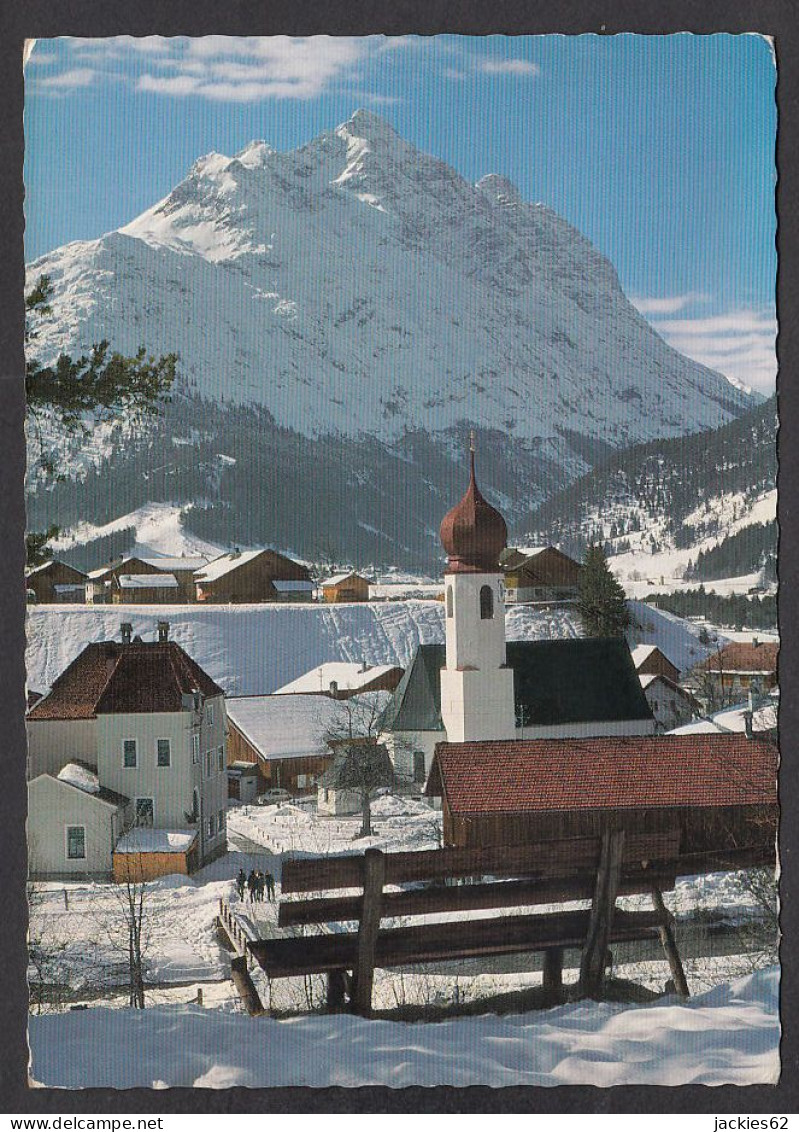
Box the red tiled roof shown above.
[428,735,776,814]
[695,641,779,674]
[28,641,224,720]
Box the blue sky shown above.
[24,34,777,393]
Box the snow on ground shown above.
[28,966,779,1088]
[227,794,442,858]
[25,601,584,696]
[626,600,729,676]
[49,501,224,561]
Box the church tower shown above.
[438,434,516,742]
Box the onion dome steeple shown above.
[439,432,507,573]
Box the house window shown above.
[218,809,225,832]
[207,701,214,726]
[135,798,154,828]
[217,746,225,773]
[480,585,494,620]
[207,813,216,838]
[192,734,200,764]
[324,789,330,803]
[157,738,171,767]
[446,586,453,618]
[66,825,85,860]
[413,751,426,784]
[123,739,138,768]
[205,751,212,778]
[296,774,307,789]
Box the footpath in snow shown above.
[28,967,779,1089]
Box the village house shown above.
[110,573,181,604]
[425,733,777,850]
[139,555,210,602]
[85,556,166,605]
[320,571,370,603]
[693,639,779,701]
[317,737,393,817]
[274,661,404,699]
[25,559,88,604]
[500,545,582,604]
[638,673,699,732]
[194,548,314,603]
[669,687,778,738]
[631,644,681,684]
[380,445,653,785]
[225,692,392,799]
[26,621,228,879]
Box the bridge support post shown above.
[352,848,385,1017]
[579,827,625,998]
[651,883,690,998]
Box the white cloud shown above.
[480,59,540,77]
[630,292,710,315]
[642,306,777,395]
[39,68,96,89]
[42,35,367,102]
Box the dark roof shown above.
[696,641,779,674]
[427,734,777,814]
[381,639,653,733]
[28,641,224,720]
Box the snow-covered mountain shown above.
[30,109,748,444]
[26,110,756,569]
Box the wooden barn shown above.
[500,546,582,604]
[110,573,181,604]
[631,644,681,684]
[321,572,370,603]
[425,733,777,854]
[26,560,87,604]
[139,556,209,602]
[194,549,314,604]
[86,556,165,604]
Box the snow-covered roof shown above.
[194,550,263,582]
[271,579,315,593]
[631,644,659,667]
[669,693,778,736]
[322,572,365,588]
[140,557,209,572]
[514,547,549,559]
[226,692,391,761]
[88,557,136,579]
[57,762,100,794]
[115,828,197,854]
[275,662,400,696]
[119,573,179,589]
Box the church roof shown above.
[381,639,653,733]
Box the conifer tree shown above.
[577,543,630,637]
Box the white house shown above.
[26,622,229,878]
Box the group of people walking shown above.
[236,867,275,904]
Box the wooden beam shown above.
[579,828,625,998]
[326,969,347,1010]
[278,869,678,927]
[651,883,690,998]
[542,947,564,1001]
[280,831,681,893]
[351,848,385,1017]
[230,955,264,1016]
[250,907,662,979]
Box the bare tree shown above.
[322,694,396,838]
[95,833,155,1009]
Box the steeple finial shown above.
[469,429,476,480]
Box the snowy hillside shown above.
[28,966,779,1088]
[28,110,749,449]
[25,598,717,695]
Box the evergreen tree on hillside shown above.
[577,543,630,637]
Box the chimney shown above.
[743,710,754,740]
[329,680,339,698]
[753,636,759,648]
[157,620,169,643]
[120,622,132,645]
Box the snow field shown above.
[28,966,779,1088]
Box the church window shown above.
[446,586,453,618]
[480,585,494,620]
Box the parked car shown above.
[257,788,292,806]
